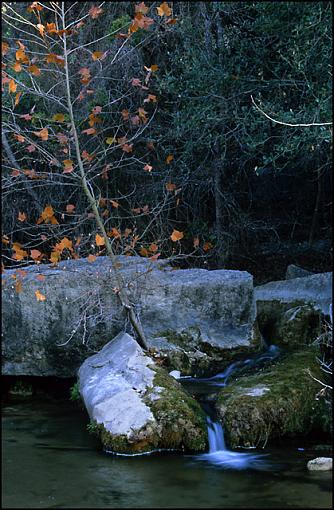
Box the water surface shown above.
[2,398,332,508]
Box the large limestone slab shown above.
[78,332,207,453]
[255,272,332,316]
[2,256,256,376]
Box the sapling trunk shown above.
[61,5,148,350]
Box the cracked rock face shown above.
[78,332,207,454]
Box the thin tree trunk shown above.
[61,4,148,350]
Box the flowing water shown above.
[2,346,332,508]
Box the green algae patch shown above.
[144,366,208,451]
[215,348,330,448]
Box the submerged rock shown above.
[307,457,332,471]
[215,349,331,448]
[78,332,207,454]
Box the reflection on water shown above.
[2,398,332,508]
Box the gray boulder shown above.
[307,457,332,471]
[255,272,332,346]
[78,332,207,453]
[2,256,257,377]
[285,264,314,280]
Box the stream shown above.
[2,345,332,508]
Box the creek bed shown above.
[2,396,332,509]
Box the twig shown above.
[251,95,332,127]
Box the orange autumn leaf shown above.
[18,211,27,222]
[203,241,213,251]
[28,64,41,76]
[166,154,174,164]
[35,290,46,301]
[28,2,43,13]
[49,250,60,263]
[15,279,23,294]
[134,13,154,29]
[166,182,176,192]
[150,252,161,261]
[15,48,29,64]
[12,62,22,72]
[121,109,129,120]
[157,2,172,16]
[20,113,32,121]
[63,159,74,173]
[36,274,46,281]
[55,237,73,253]
[87,254,97,263]
[33,128,48,141]
[122,143,133,153]
[45,53,65,67]
[11,169,21,177]
[66,204,75,213]
[110,200,119,208]
[14,133,25,143]
[166,17,177,25]
[144,94,157,103]
[89,5,103,19]
[139,247,149,257]
[2,41,9,55]
[170,229,184,242]
[193,237,200,248]
[37,205,55,224]
[52,113,65,122]
[36,24,45,36]
[46,23,57,34]
[95,233,105,246]
[149,243,158,252]
[108,227,121,239]
[92,51,105,61]
[82,127,96,135]
[82,150,94,161]
[135,2,149,14]
[15,92,22,106]
[9,79,17,93]
[30,249,42,260]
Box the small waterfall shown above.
[207,416,226,452]
[186,345,279,470]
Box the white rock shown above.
[169,370,181,379]
[307,457,332,471]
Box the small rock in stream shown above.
[307,457,332,471]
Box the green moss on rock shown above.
[144,366,208,451]
[216,348,330,448]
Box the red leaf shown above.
[89,5,103,19]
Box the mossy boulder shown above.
[78,332,207,454]
[215,348,331,448]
